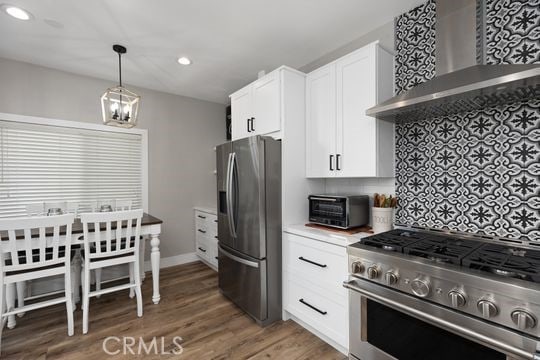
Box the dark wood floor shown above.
[2,261,346,359]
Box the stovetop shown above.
[347,228,540,338]
[351,229,540,284]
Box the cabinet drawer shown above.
[285,275,348,348]
[196,236,209,258]
[284,233,347,295]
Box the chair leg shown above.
[64,267,74,336]
[82,264,90,334]
[133,262,143,317]
[16,282,25,317]
[95,268,102,298]
[0,283,5,355]
[5,284,15,329]
[129,263,135,299]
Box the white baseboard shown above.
[143,252,198,272]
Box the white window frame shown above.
[0,112,149,212]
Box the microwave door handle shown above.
[309,197,337,202]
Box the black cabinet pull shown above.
[198,247,206,253]
[215,256,219,260]
[197,229,206,234]
[336,154,341,171]
[247,118,251,132]
[250,117,255,132]
[329,155,334,171]
[299,298,327,315]
[197,215,206,219]
[214,235,218,239]
[298,256,327,268]
[214,219,218,223]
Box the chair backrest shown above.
[79,209,143,261]
[0,214,75,273]
[90,199,132,212]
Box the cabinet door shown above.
[306,64,337,178]
[231,85,252,141]
[336,45,377,177]
[252,71,281,136]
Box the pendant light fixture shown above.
[101,44,140,128]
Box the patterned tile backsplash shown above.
[485,0,540,64]
[394,0,540,242]
[394,0,436,94]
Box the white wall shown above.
[0,57,226,258]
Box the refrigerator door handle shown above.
[226,152,237,238]
[220,246,259,268]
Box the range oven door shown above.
[345,278,539,360]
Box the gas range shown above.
[345,228,540,360]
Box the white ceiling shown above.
[0,0,424,104]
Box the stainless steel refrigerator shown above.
[216,135,282,326]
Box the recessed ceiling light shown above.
[177,57,192,65]
[2,4,32,20]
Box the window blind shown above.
[0,120,143,218]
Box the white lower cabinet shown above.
[194,208,218,271]
[283,232,348,353]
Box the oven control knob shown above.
[477,299,498,319]
[448,289,467,308]
[351,261,365,274]
[410,277,431,297]
[366,266,381,279]
[385,271,399,285]
[511,309,537,330]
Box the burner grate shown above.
[404,236,483,265]
[463,244,540,283]
[360,229,428,252]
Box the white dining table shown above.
[2,213,163,328]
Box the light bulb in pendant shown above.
[110,102,119,112]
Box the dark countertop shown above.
[1,212,163,240]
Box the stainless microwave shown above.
[308,194,369,229]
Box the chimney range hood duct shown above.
[366,0,540,123]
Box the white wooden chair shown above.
[10,202,80,324]
[0,214,75,351]
[89,200,133,296]
[79,209,143,334]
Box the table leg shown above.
[150,233,160,304]
[6,283,16,329]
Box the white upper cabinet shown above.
[306,41,394,178]
[252,72,281,136]
[306,63,336,177]
[230,85,252,140]
[230,67,297,141]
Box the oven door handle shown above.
[343,279,539,360]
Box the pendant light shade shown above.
[101,45,140,128]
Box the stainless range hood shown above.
[367,0,540,122]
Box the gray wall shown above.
[0,57,225,258]
[300,20,394,73]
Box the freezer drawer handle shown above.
[197,215,206,219]
[197,229,206,234]
[219,247,259,268]
[198,247,206,253]
[299,298,327,315]
[298,256,327,268]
